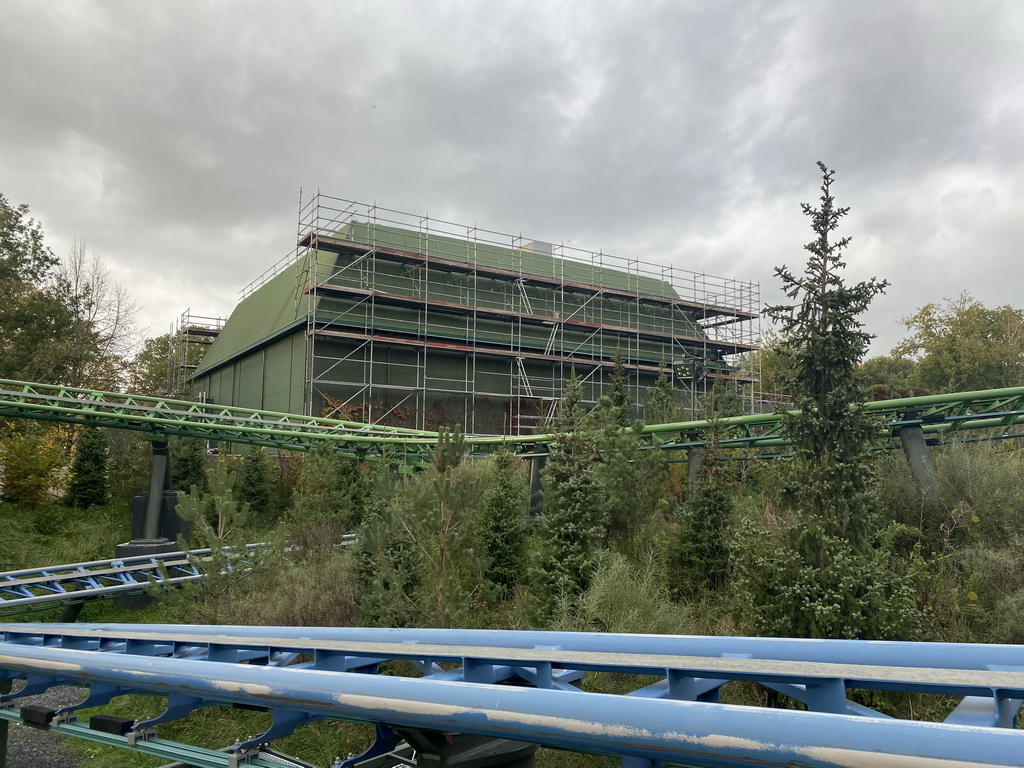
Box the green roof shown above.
[194,251,318,377]
[196,222,682,377]
[340,221,679,300]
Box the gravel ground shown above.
[3,684,87,768]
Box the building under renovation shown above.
[190,195,760,433]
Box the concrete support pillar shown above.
[899,424,940,495]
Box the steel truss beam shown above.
[2,379,1024,463]
[0,538,357,616]
[0,624,1022,767]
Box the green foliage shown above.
[429,425,466,473]
[285,447,373,550]
[178,459,250,541]
[534,375,606,616]
[859,354,922,400]
[763,162,887,546]
[0,425,67,509]
[171,436,207,493]
[732,514,929,639]
[895,293,1024,393]
[667,437,733,595]
[644,370,682,424]
[592,403,670,552]
[66,426,108,508]
[359,458,489,627]
[740,163,927,641]
[699,378,745,418]
[741,329,793,398]
[553,550,691,636]
[236,446,272,517]
[477,450,528,596]
[161,459,278,625]
[607,346,631,426]
[128,333,173,395]
[0,194,78,384]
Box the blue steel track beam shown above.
[3,624,1024,726]
[0,640,1021,768]
[37,623,1024,676]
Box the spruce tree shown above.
[478,450,528,596]
[764,162,887,546]
[172,436,207,493]
[607,346,631,426]
[66,426,108,508]
[645,370,681,424]
[735,163,926,640]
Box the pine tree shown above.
[667,427,731,595]
[286,447,372,550]
[535,375,606,614]
[478,450,528,596]
[237,446,272,517]
[66,426,108,508]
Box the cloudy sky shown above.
[2,1,1021,357]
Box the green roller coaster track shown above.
[1,379,1023,463]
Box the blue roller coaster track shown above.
[1,623,1022,768]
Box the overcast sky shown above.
[2,1,1021,358]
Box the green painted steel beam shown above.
[2,378,1023,460]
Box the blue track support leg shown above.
[397,728,539,768]
[337,723,402,768]
[234,709,323,752]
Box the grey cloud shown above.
[0,0,1021,358]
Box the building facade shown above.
[191,195,759,432]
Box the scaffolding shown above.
[168,309,225,398]
[232,193,761,433]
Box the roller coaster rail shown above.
[2,379,1024,461]
[1,623,1023,767]
[0,536,358,617]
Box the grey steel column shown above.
[899,423,940,495]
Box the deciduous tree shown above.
[895,293,1024,393]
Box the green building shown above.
[191,195,759,432]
